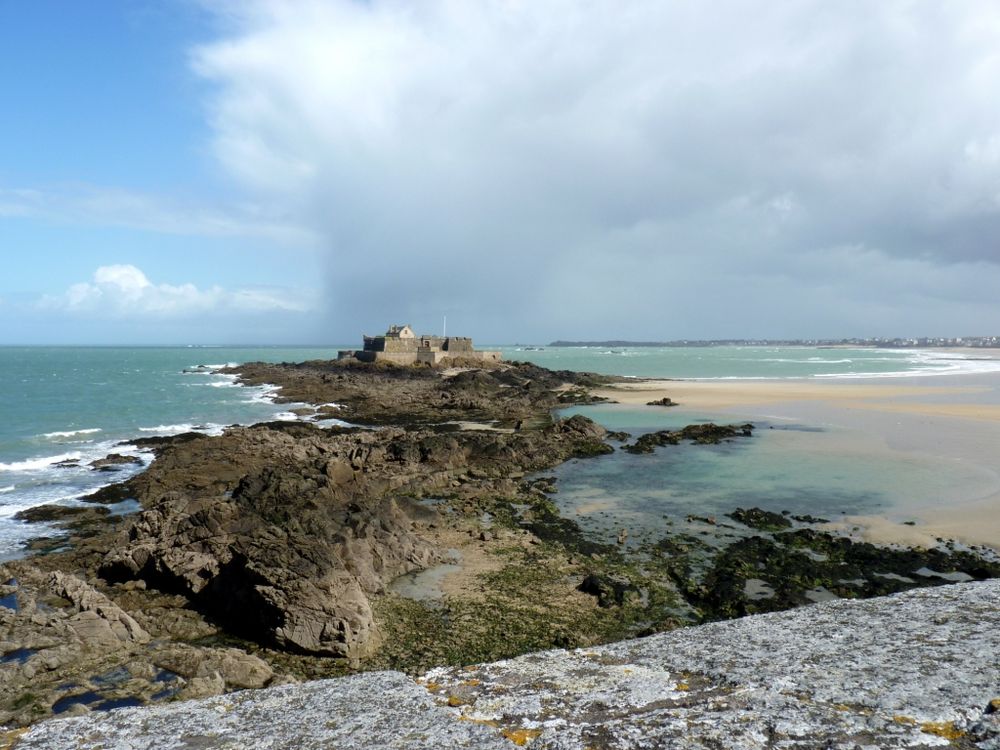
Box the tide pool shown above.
[550,404,1000,548]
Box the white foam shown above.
[137,423,226,436]
[205,378,240,388]
[188,363,239,371]
[138,423,196,433]
[42,428,102,439]
[0,452,83,473]
[813,351,1000,380]
[0,486,14,494]
[314,417,351,427]
[243,384,282,404]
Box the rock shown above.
[176,673,226,701]
[89,454,143,470]
[153,645,273,689]
[727,507,792,531]
[47,572,149,644]
[646,397,677,406]
[12,582,1000,749]
[92,407,616,662]
[13,672,510,749]
[13,505,110,524]
[624,423,754,454]
[578,573,638,608]
[226,359,618,427]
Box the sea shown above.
[2,344,999,558]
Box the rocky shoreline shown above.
[1,358,998,732]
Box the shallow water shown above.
[550,404,1000,546]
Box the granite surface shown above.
[8,580,999,749]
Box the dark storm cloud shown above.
[193,0,1000,340]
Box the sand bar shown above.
[591,374,1000,551]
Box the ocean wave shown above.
[812,350,1000,379]
[42,428,102,439]
[243,384,282,404]
[186,362,239,371]
[0,452,84,473]
[205,378,240,388]
[758,357,854,364]
[0,486,14,494]
[137,423,226,436]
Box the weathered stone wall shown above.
[11,580,1000,749]
[381,338,419,353]
[444,337,475,352]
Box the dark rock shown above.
[89,455,143,470]
[578,573,639,608]
[646,397,677,407]
[14,506,110,524]
[728,507,792,531]
[224,360,620,427]
[624,423,754,454]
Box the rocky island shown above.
[1,354,998,746]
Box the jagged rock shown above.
[93,413,612,661]
[646,396,677,406]
[48,572,149,644]
[728,506,792,530]
[624,422,754,453]
[12,505,110,524]
[577,573,638,607]
[89,454,143,470]
[226,359,617,426]
[153,645,273,689]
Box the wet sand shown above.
[591,372,1000,551]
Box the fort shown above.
[337,324,502,365]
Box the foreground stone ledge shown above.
[10,580,1000,749]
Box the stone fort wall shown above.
[340,329,500,365]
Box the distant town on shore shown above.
[549,336,1000,349]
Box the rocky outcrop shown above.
[623,422,754,453]
[47,573,149,645]
[0,565,278,727]
[225,359,615,426]
[94,416,611,661]
[11,580,1000,749]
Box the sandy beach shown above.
[592,368,1000,552]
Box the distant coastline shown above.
[549,336,1000,348]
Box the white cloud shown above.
[41,264,311,318]
[188,1,1000,339]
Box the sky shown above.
[2,0,999,345]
